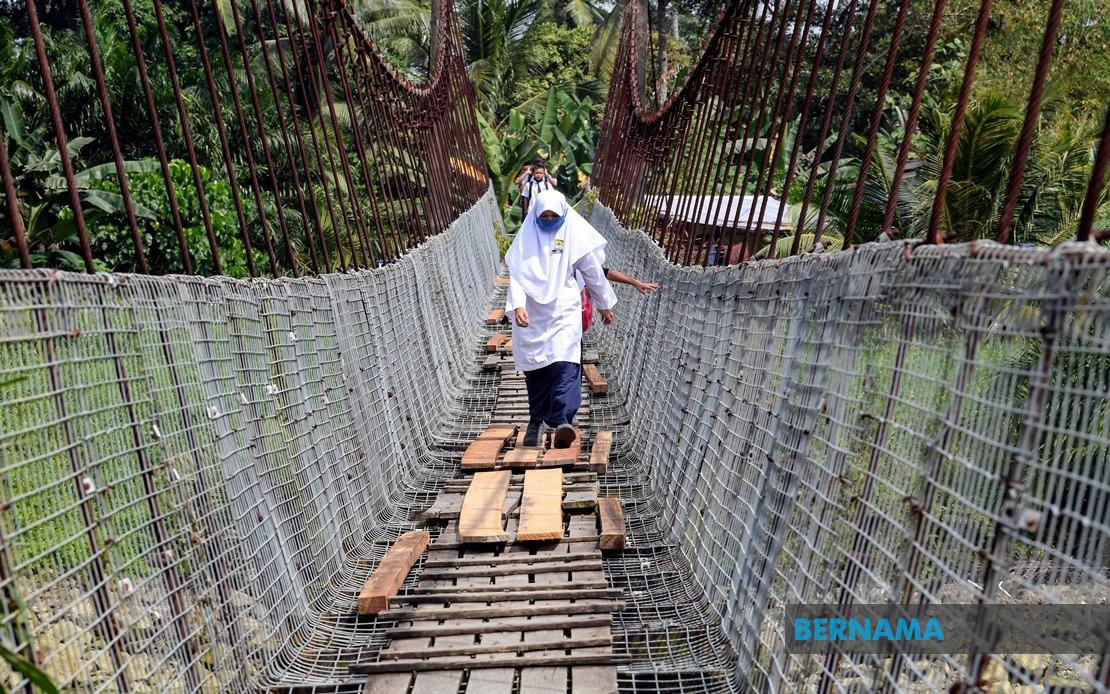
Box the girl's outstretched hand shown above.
[599,309,615,325]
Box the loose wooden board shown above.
[589,431,613,474]
[486,333,508,353]
[485,309,505,325]
[461,426,518,469]
[597,497,626,551]
[458,470,511,543]
[583,363,607,394]
[516,468,564,541]
[502,431,540,468]
[358,531,430,614]
[542,437,581,466]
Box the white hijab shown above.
[505,189,607,305]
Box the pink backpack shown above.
[581,288,594,332]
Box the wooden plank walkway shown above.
[357,334,623,693]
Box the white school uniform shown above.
[505,190,617,372]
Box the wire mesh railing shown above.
[586,196,1110,692]
[1,0,486,277]
[591,0,1110,266]
[0,191,501,692]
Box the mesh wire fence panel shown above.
[3,186,1110,693]
[0,192,500,692]
[586,199,1110,693]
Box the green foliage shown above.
[507,21,602,114]
[81,159,263,277]
[0,640,59,694]
[479,87,597,231]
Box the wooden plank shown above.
[565,516,617,694]
[500,338,512,354]
[351,653,629,674]
[542,438,581,466]
[379,636,612,660]
[563,482,599,511]
[357,531,430,614]
[363,673,411,693]
[392,588,622,604]
[486,333,508,353]
[583,363,607,395]
[501,432,540,468]
[443,471,596,488]
[408,579,608,593]
[417,559,602,580]
[516,469,564,542]
[414,492,464,521]
[589,431,613,474]
[481,354,503,372]
[442,481,597,495]
[597,498,626,551]
[485,309,505,325]
[458,470,511,543]
[385,615,612,639]
[426,536,599,551]
[493,276,510,286]
[571,626,620,694]
[582,350,600,364]
[423,551,601,568]
[379,601,622,623]
[461,427,518,469]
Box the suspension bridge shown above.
[1,0,1109,692]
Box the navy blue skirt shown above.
[523,361,582,427]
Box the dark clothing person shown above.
[523,361,583,428]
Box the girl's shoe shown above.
[523,420,543,447]
[553,424,577,449]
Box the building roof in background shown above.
[647,194,792,230]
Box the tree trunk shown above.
[656,0,669,102]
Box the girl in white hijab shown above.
[505,189,617,448]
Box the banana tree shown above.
[1,96,157,269]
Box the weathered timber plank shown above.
[426,536,599,551]
[541,438,581,466]
[384,615,612,639]
[351,653,629,674]
[457,470,511,543]
[461,427,518,469]
[486,333,508,353]
[588,431,612,474]
[571,626,620,694]
[392,588,622,604]
[562,482,599,512]
[516,468,564,542]
[501,432,540,468]
[493,276,510,286]
[442,471,596,490]
[379,601,622,622]
[357,531,430,614]
[363,673,411,693]
[379,637,612,660]
[485,309,505,325]
[414,492,464,521]
[408,579,608,593]
[423,551,601,568]
[583,364,607,395]
[417,559,602,579]
[597,498,626,551]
